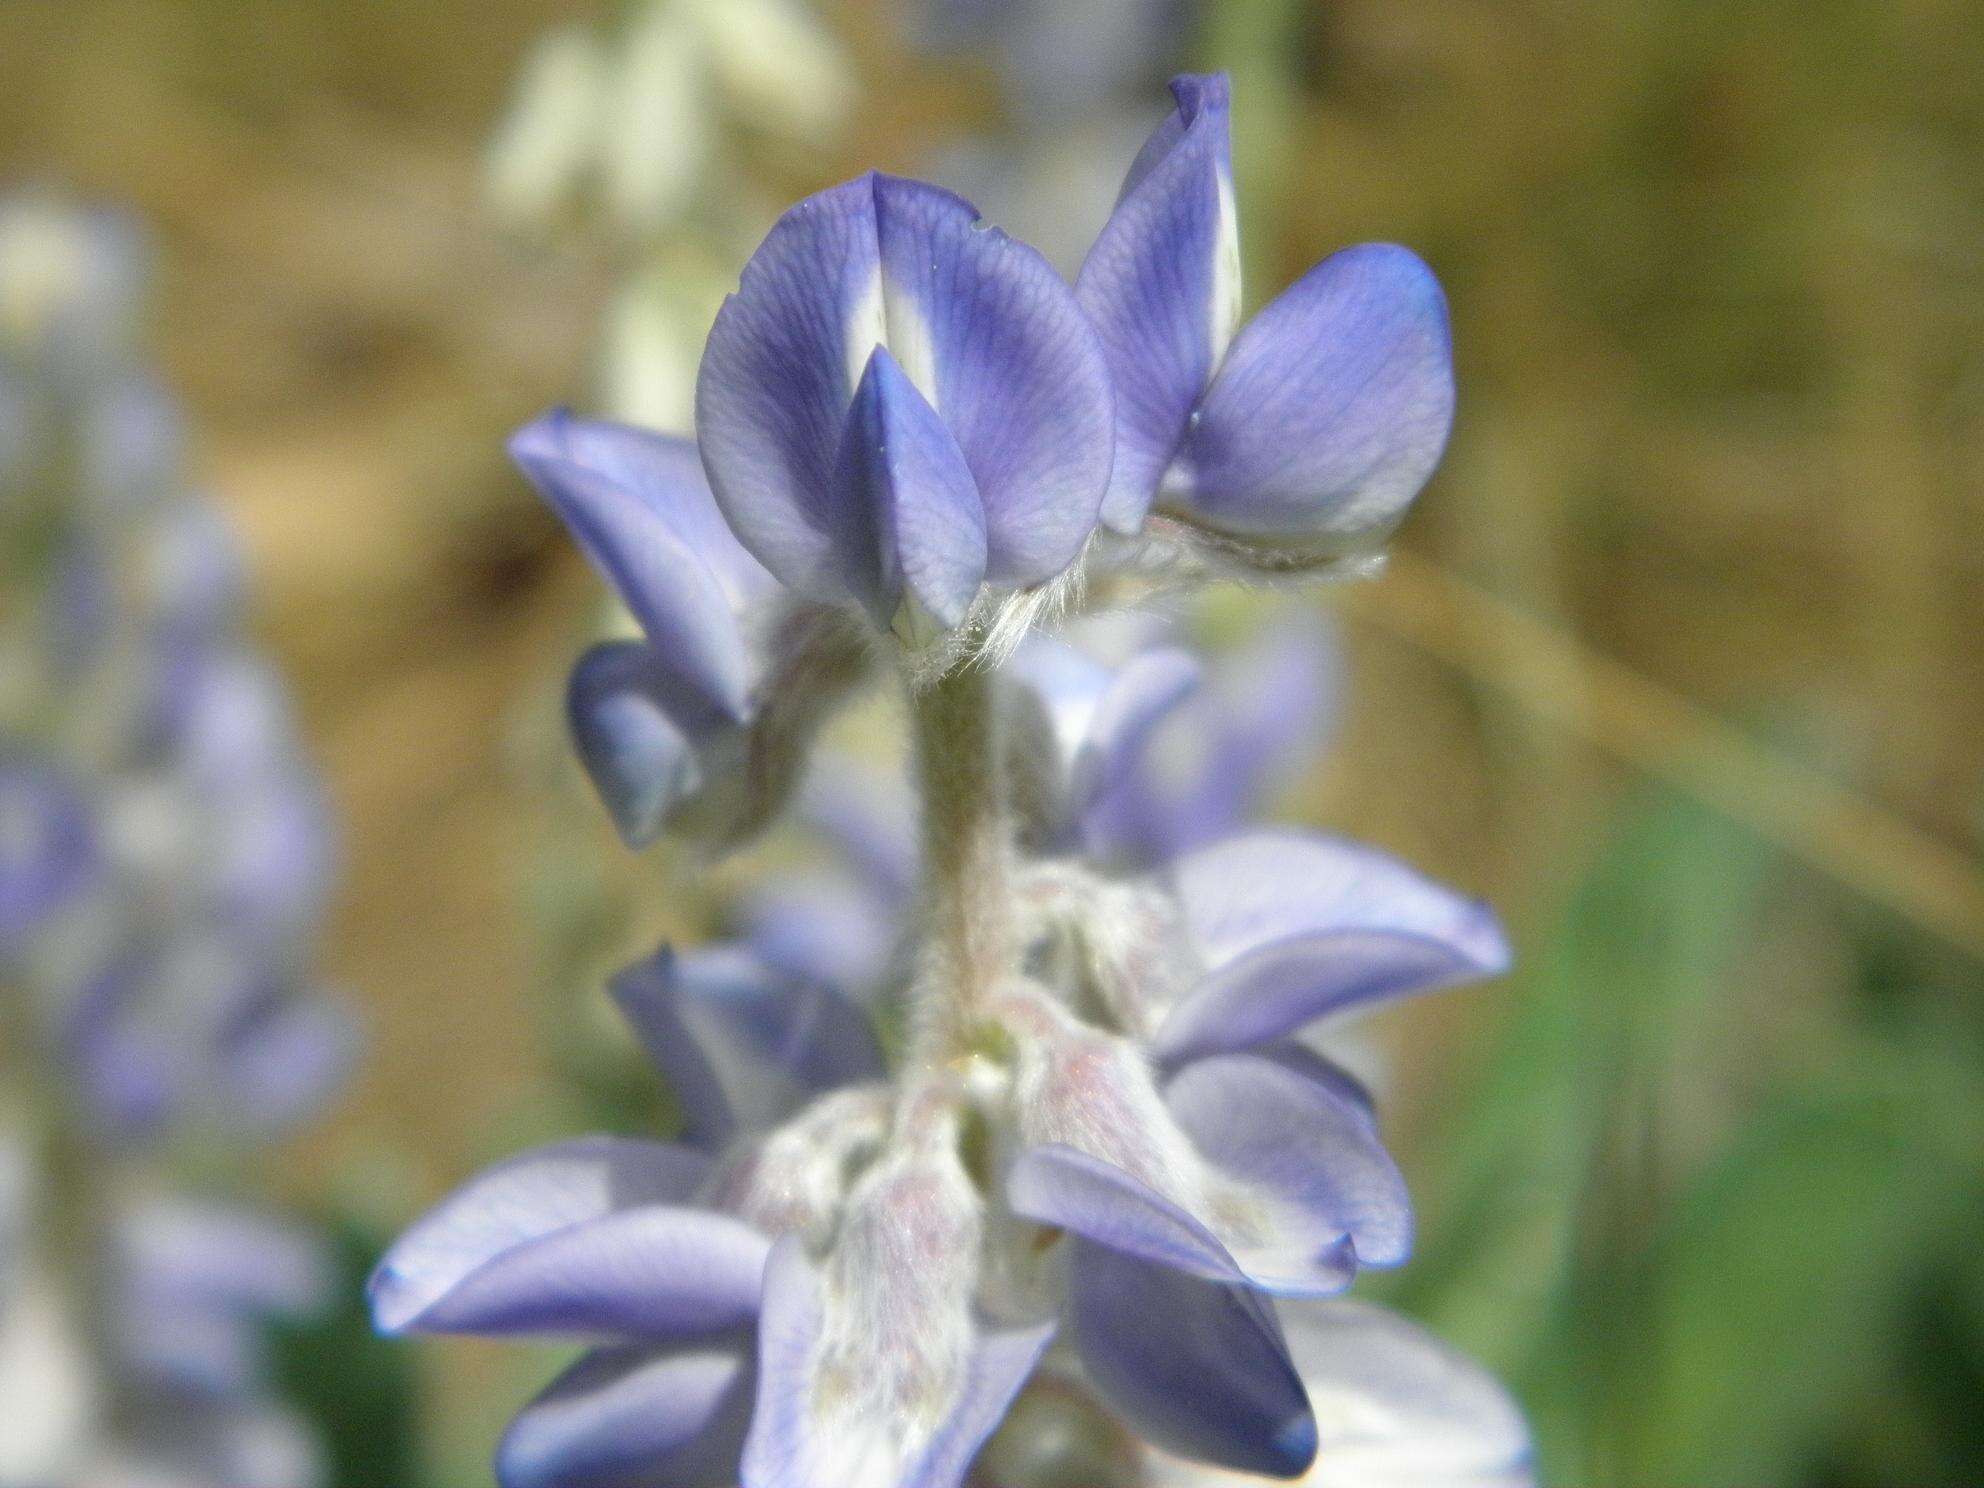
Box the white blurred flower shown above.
[486,0,855,240]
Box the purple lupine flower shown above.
[513,410,869,850]
[0,758,97,956]
[1078,613,1341,867]
[695,172,1114,646]
[401,68,1514,1488]
[2,191,348,1486]
[375,820,1508,1485]
[1078,75,1454,559]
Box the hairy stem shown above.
[907,662,1011,1061]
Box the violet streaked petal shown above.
[699,172,1113,601]
[369,1136,718,1335]
[741,1237,1053,1488]
[831,345,986,630]
[1006,1144,1355,1298]
[697,175,886,598]
[1077,73,1239,531]
[383,1205,769,1341]
[1165,1052,1411,1270]
[497,1341,754,1488]
[610,942,885,1151]
[1165,243,1454,545]
[514,411,769,718]
[1068,1241,1316,1477]
[867,174,1114,584]
[1155,830,1509,1062]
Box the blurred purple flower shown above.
[917,0,1195,116]
[0,758,97,956]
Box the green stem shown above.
[907,662,1012,1061]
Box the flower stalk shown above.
[908,660,1013,1062]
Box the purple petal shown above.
[610,943,885,1151]
[697,176,885,599]
[741,1237,1054,1488]
[513,411,771,718]
[1165,1051,1411,1270]
[699,174,1112,598]
[830,346,986,629]
[1273,1300,1535,1488]
[1165,242,1454,543]
[1059,613,1337,868]
[497,1341,754,1488]
[370,1137,767,1340]
[1077,73,1238,531]
[1068,1240,1316,1477]
[566,641,713,850]
[1006,1144,1355,1297]
[122,1201,329,1317]
[1155,830,1509,1062]
[219,990,359,1133]
[0,761,97,952]
[867,174,1113,584]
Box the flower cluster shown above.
[377,75,1530,1488]
[0,195,350,1488]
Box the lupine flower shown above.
[375,808,1511,1486]
[512,410,869,850]
[1077,76,1454,562]
[1,194,349,1485]
[395,70,1522,1488]
[695,171,1116,649]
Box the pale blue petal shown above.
[610,942,885,1150]
[868,174,1114,584]
[831,346,986,629]
[1155,830,1509,1061]
[697,176,887,598]
[1166,242,1454,543]
[1077,73,1236,530]
[497,1341,754,1488]
[513,411,769,717]
[566,642,710,850]
[1165,1051,1412,1270]
[1275,1300,1536,1488]
[369,1137,746,1338]
[1007,1144,1356,1297]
